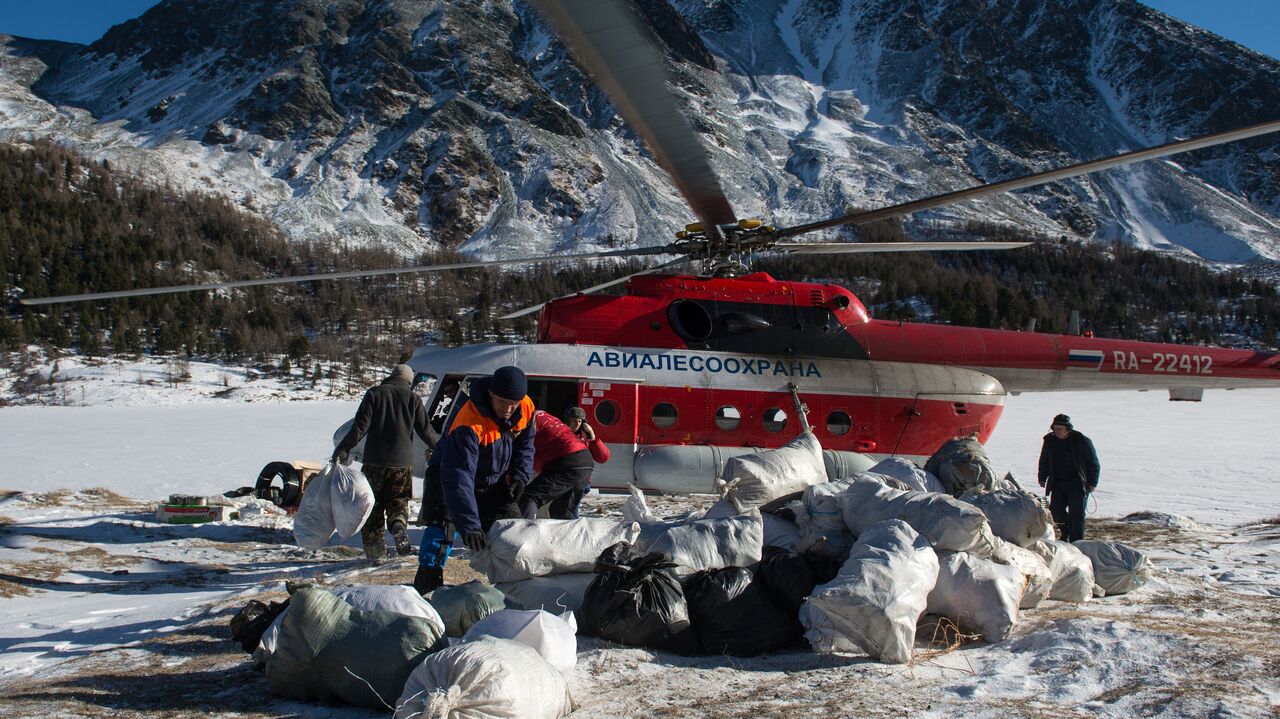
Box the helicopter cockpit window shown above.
[714,405,741,431]
[826,410,852,436]
[427,374,464,437]
[763,407,788,433]
[594,400,620,427]
[651,402,678,429]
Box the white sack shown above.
[1072,540,1152,596]
[869,458,946,494]
[329,463,375,540]
[717,432,827,513]
[800,519,939,663]
[991,539,1054,609]
[257,583,445,662]
[961,489,1052,548]
[840,477,998,557]
[471,518,641,583]
[795,479,855,559]
[700,496,739,520]
[924,438,999,496]
[496,573,595,613]
[292,462,336,550]
[927,551,1024,642]
[463,609,578,677]
[395,636,574,719]
[621,484,657,524]
[644,510,764,572]
[1030,539,1095,602]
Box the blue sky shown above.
[0,0,1276,60]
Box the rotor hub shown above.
[670,218,777,265]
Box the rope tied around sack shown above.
[424,685,464,718]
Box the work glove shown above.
[1085,483,1097,493]
[462,530,487,552]
[581,423,595,441]
[332,450,349,465]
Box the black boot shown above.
[364,541,389,566]
[390,521,412,557]
[413,565,443,595]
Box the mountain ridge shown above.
[1,0,1278,267]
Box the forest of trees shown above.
[2,139,1277,375]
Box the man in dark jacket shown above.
[334,364,432,563]
[413,366,536,594]
[1037,413,1101,542]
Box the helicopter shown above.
[21,0,1280,493]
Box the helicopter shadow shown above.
[2,514,293,547]
[3,663,383,718]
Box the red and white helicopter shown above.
[24,1,1280,493]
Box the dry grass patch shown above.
[81,487,142,509]
[0,558,67,597]
[0,615,277,719]
[24,490,72,506]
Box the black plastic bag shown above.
[758,490,804,519]
[756,547,840,615]
[230,598,289,654]
[685,566,799,656]
[578,542,698,655]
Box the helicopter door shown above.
[525,377,582,418]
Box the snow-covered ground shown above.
[0,383,1277,717]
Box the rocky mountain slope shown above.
[1,0,1278,265]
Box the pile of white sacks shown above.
[474,433,1151,666]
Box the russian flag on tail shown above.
[1066,349,1104,370]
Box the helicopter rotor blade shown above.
[497,256,691,321]
[17,246,674,306]
[529,0,737,237]
[773,241,1032,255]
[775,118,1280,240]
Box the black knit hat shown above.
[490,366,528,401]
[1051,413,1072,428]
[563,406,586,421]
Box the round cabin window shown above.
[594,400,620,426]
[714,405,741,431]
[651,402,678,429]
[826,410,853,436]
[763,407,788,433]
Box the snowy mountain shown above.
[2,0,1279,265]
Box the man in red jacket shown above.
[520,407,610,519]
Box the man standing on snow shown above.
[521,407,610,520]
[1037,413,1100,542]
[333,364,432,564]
[413,366,536,594]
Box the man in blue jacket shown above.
[413,366,536,594]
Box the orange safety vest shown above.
[448,395,535,446]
